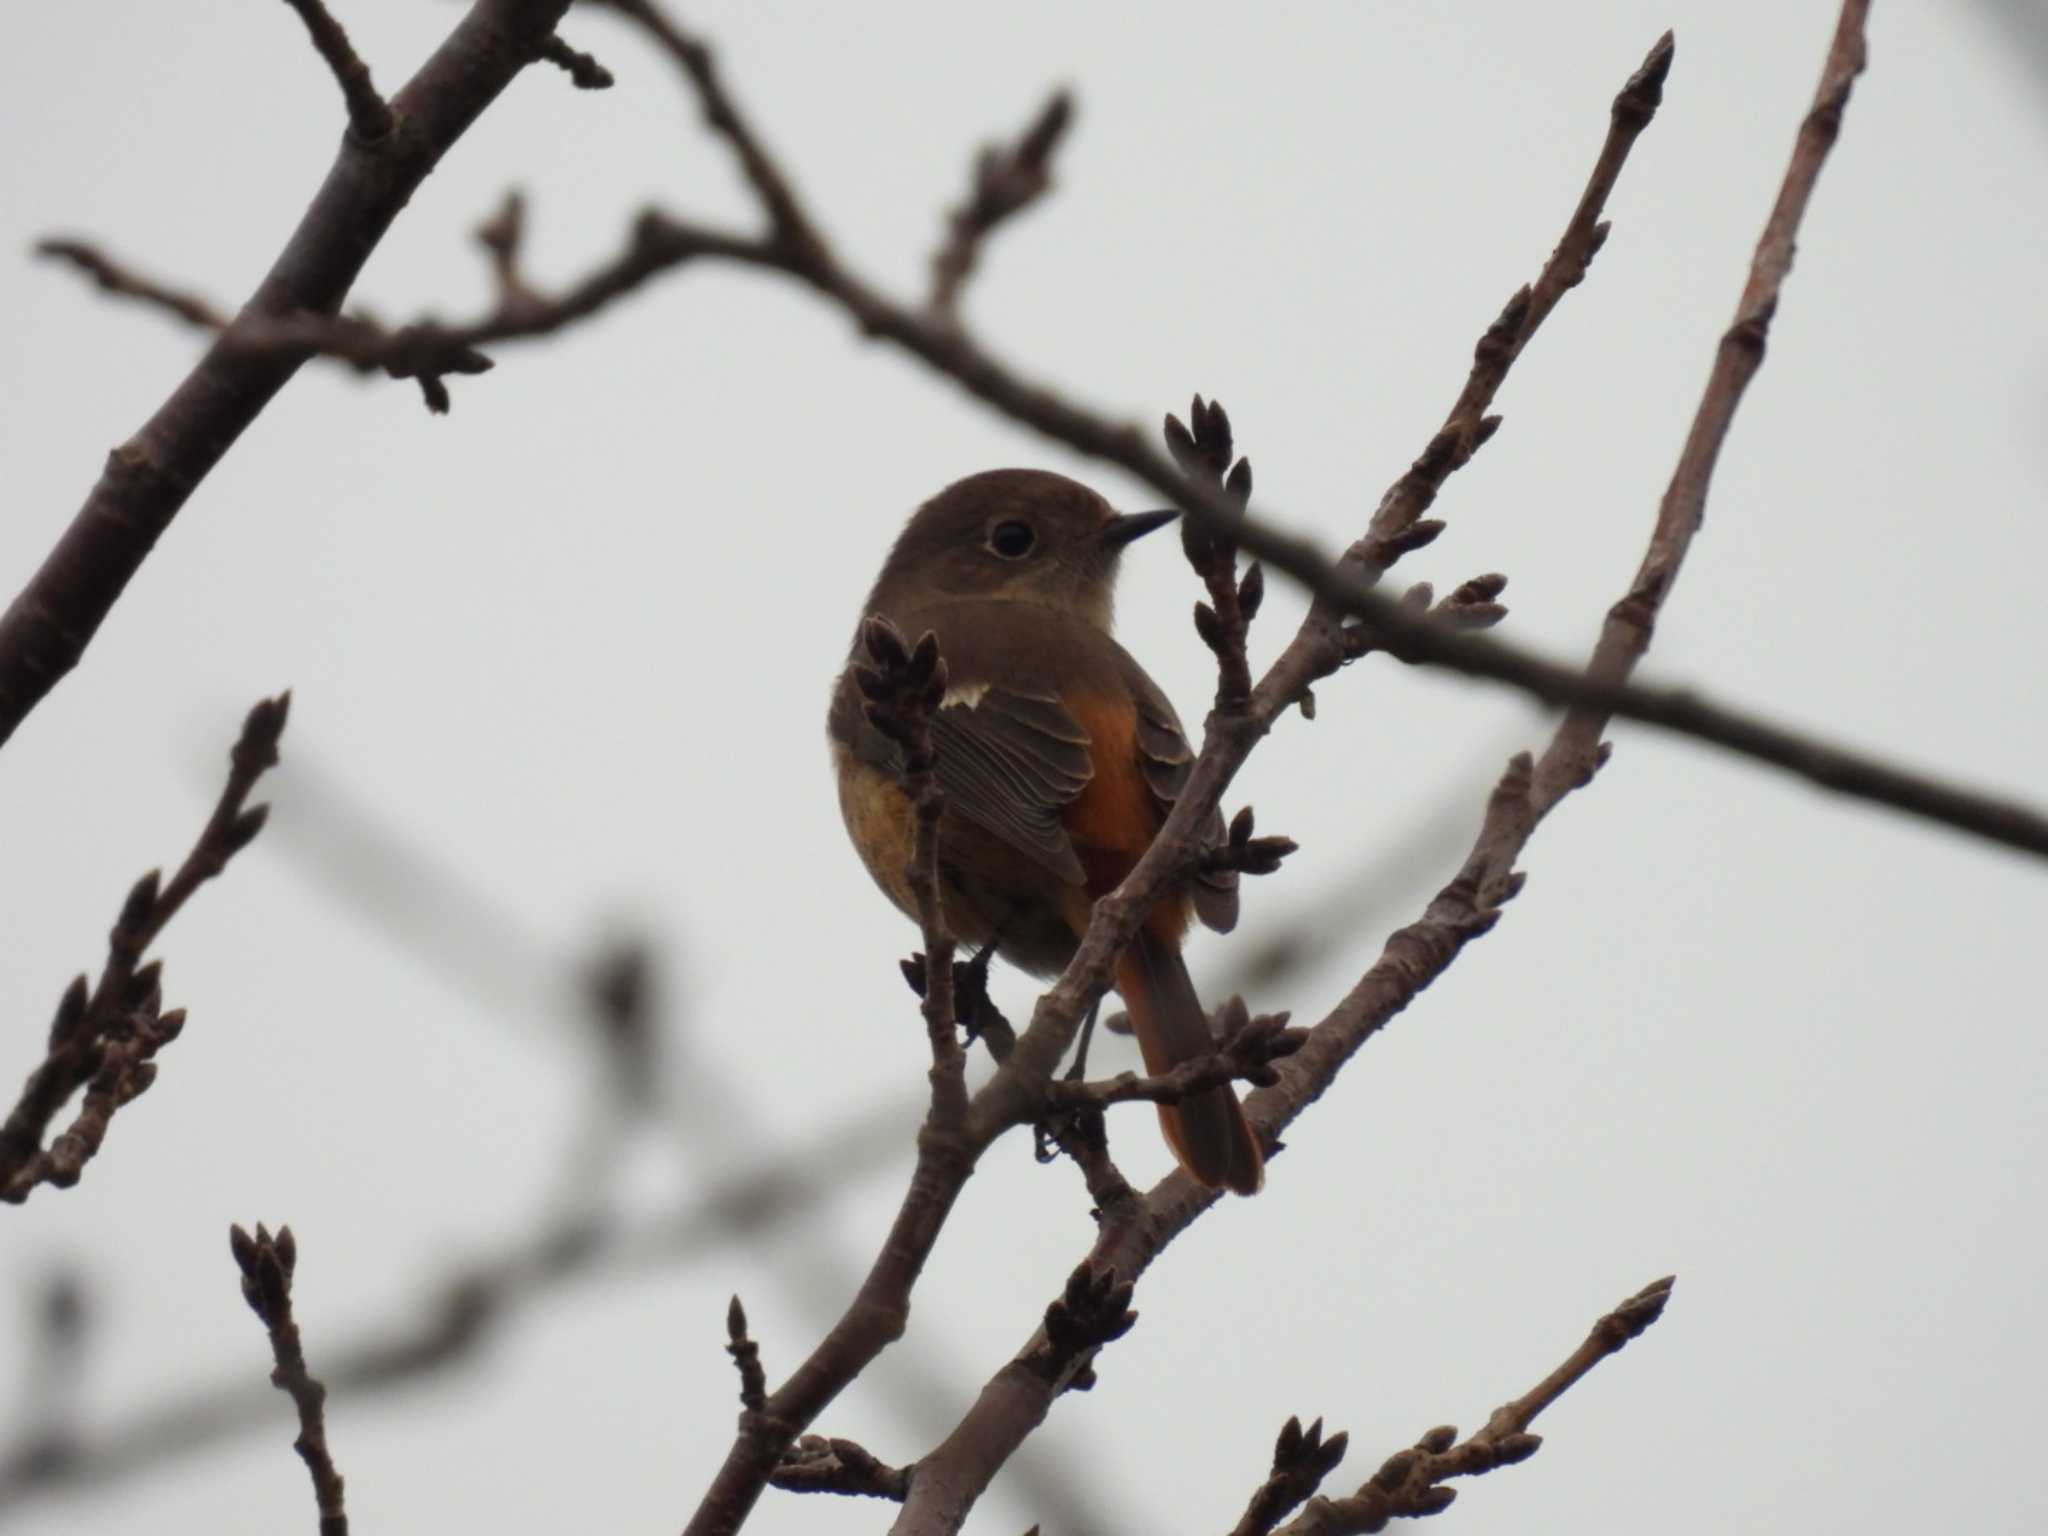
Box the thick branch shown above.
[0,0,577,747]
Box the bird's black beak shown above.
[1098,508,1179,549]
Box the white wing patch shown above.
[940,680,991,710]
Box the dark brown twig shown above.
[929,90,1073,317]
[229,1223,349,1536]
[0,1098,915,1511]
[866,11,1869,1530]
[853,617,967,1101]
[1230,1416,1352,1536]
[670,26,1688,1533]
[33,240,230,331]
[0,693,288,1204]
[771,1436,914,1501]
[538,33,614,89]
[1167,395,1260,716]
[1273,1277,1674,1534]
[120,11,2036,861]
[279,0,394,142]
[1341,33,1673,587]
[1044,1001,1300,1113]
[725,1296,767,1413]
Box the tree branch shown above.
[1272,1277,1675,1534]
[230,1223,350,1536]
[770,1436,913,1501]
[0,0,579,748]
[1,693,288,1204]
[278,0,394,142]
[874,8,1873,1528]
[77,6,2028,861]
[928,89,1073,318]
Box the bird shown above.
[827,468,1263,1194]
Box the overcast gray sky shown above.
[3,3,2044,1533]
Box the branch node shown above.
[539,34,616,90]
[280,0,395,143]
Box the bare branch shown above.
[0,0,580,748]
[537,34,615,90]
[854,616,968,1107]
[724,1296,767,1415]
[771,1436,914,1501]
[0,1099,914,1510]
[1343,32,1673,582]
[929,90,1073,317]
[1043,1002,1300,1114]
[1271,1277,1675,1534]
[33,240,230,331]
[1229,1416,1351,1536]
[229,1223,350,1536]
[852,10,1872,1529]
[591,0,824,257]
[278,0,394,142]
[1,693,288,1204]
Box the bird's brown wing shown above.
[922,686,1094,886]
[1124,663,1240,934]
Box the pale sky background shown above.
[3,3,2044,1533]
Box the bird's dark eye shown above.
[988,520,1036,559]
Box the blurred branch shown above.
[928,89,1073,318]
[1270,1277,1674,1535]
[279,0,393,143]
[0,0,580,748]
[229,1223,350,1536]
[264,751,1113,1534]
[0,1101,908,1512]
[1,694,287,1204]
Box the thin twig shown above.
[929,90,1073,317]
[1042,1001,1299,1113]
[1,693,288,1204]
[1229,1416,1351,1536]
[230,1223,350,1536]
[33,240,230,331]
[0,1100,913,1511]
[1272,1277,1675,1534]
[725,1297,767,1413]
[770,1435,914,1501]
[87,12,2035,859]
[538,33,614,90]
[882,9,1871,1529]
[279,0,394,142]
[667,23,1686,1533]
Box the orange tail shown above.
[1116,929,1264,1195]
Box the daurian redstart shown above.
[828,469,1264,1195]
